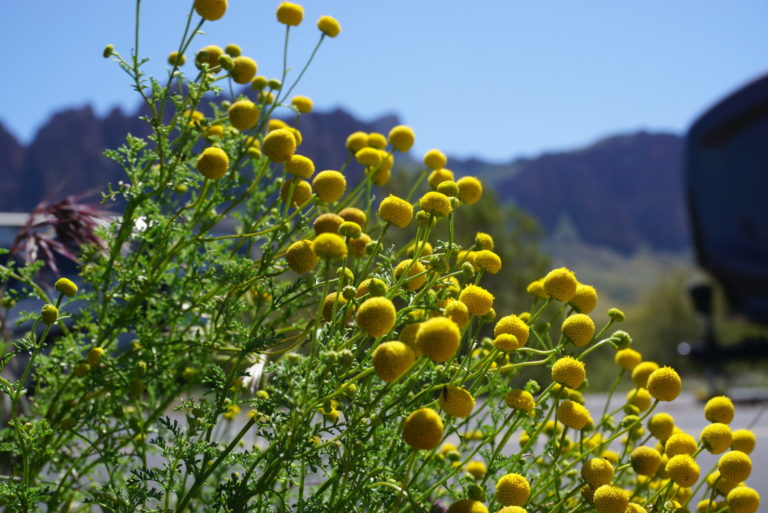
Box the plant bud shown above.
[74,362,90,378]
[267,78,282,90]
[338,349,354,366]
[467,484,486,502]
[461,262,475,278]
[41,304,58,325]
[103,44,115,58]
[339,221,362,239]
[251,75,268,90]
[436,180,459,197]
[610,330,632,349]
[218,54,234,71]
[342,286,357,301]
[608,307,625,322]
[525,379,541,394]
[135,360,147,376]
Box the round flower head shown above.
[446,500,488,513]
[731,429,756,454]
[268,118,287,131]
[388,125,415,152]
[54,277,78,297]
[203,124,224,140]
[321,292,347,322]
[543,267,578,302]
[365,132,387,149]
[291,95,313,113]
[526,279,547,299]
[457,176,483,205]
[718,450,751,482]
[570,283,598,314]
[666,454,700,487]
[224,43,241,57]
[378,195,413,228]
[495,473,530,506]
[311,214,343,236]
[647,413,675,439]
[372,341,414,382]
[593,485,629,513]
[424,148,447,170]
[317,15,341,37]
[459,285,494,316]
[444,299,470,330]
[347,233,371,258]
[345,131,367,153]
[394,259,427,291]
[465,460,486,479]
[494,314,530,346]
[231,56,257,84]
[581,458,614,488]
[561,313,595,347]
[196,45,223,70]
[474,250,501,274]
[194,0,227,21]
[311,233,347,260]
[339,207,367,228]
[280,179,312,206]
[556,400,592,430]
[416,317,461,363]
[626,388,652,412]
[438,386,475,418]
[356,297,396,338]
[355,147,381,167]
[727,486,760,513]
[626,504,647,513]
[646,366,682,402]
[494,334,519,352]
[406,241,433,257]
[196,147,229,179]
[419,191,452,217]
[552,356,586,389]
[504,389,535,412]
[86,346,105,366]
[402,407,443,450]
[615,348,642,371]
[704,395,735,424]
[631,361,659,388]
[700,423,732,454]
[228,100,260,131]
[428,168,455,189]
[285,240,319,274]
[310,171,346,203]
[665,432,697,456]
[285,154,315,179]
[276,2,303,25]
[263,128,297,163]
[630,446,662,476]
[356,278,388,298]
[168,51,186,66]
[497,508,527,513]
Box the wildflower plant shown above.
[0,2,761,513]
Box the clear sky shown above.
[1,1,766,161]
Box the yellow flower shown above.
[276,2,303,25]
[317,15,341,37]
[86,347,105,366]
[416,317,461,363]
[718,450,751,483]
[700,423,732,454]
[630,446,662,476]
[321,292,347,322]
[402,407,443,450]
[556,400,592,430]
[727,486,760,513]
[463,460,486,479]
[203,124,224,139]
[543,267,578,302]
[231,56,257,84]
[424,148,447,170]
[388,125,415,152]
[309,171,346,204]
[194,0,227,21]
[626,388,652,412]
[704,395,735,424]
[356,297,396,338]
[503,389,535,412]
[372,341,414,382]
[581,458,614,488]
[285,240,318,274]
[356,278,388,298]
[345,131,367,153]
[731,429,756,454]
[228,100,260,131]
[474,232,494,250]
[224,43,241,57]
[615,348,642,371]
[459,285,494,316]
[313,213,344,235]
[561,313,595,347]
[394,259,427,291]
[378,195,413,228]
[631,361,659,388]
[311,233,347,260]
[291,95,313,113]
[280,179,312,206]
[54,277,78,297]
[474,250,501,274]
[647,413,675,442]
[339,207,367,228]
[601,450,620,465]
[665,432,697,456]
[365,132,386,149]
[446,500,488,513]
[438,386,475,418]
[223,403,240,420]
[196,147,229,179]
[552,356,586,389]
[444,299,470,330]
[666,454,700,487]
[428,168,455,188]
[646,366,682,402]
[495,473,530,506]
[263,128,297,162]
[285,154,315,179]
[347,233,371,258]
[497,507,526,513]
[526,279,547,299]
[494,334,519,352]
[593,486,629,513]
[570,283,598,314]
[493,315,530,347]
[457,176,483,205]
[419,191,452,216]
[196,45,223,70]
[167,51,186,66]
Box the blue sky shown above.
[1,1,766,161]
